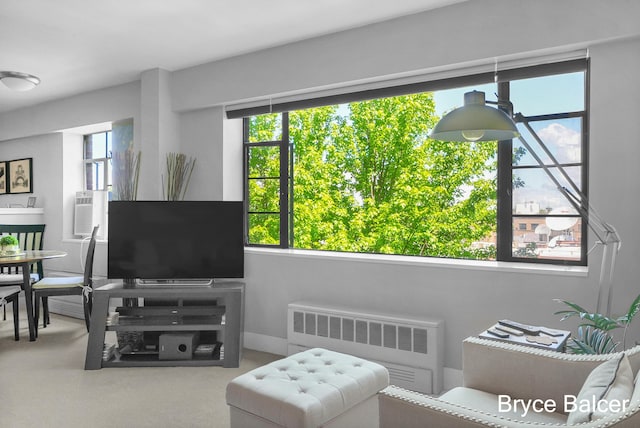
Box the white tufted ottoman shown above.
[226,348,390,428]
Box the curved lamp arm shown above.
[514,114,621,316]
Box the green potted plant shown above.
[0,235,20,255]
[555,294,640,354]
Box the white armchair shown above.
[379,337,640,427]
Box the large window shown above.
[242,60,588,265]
[83,131,112,194]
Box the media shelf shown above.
[102,343,224,368]
[84,281,244,370]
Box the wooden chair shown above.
[0,223,46,280]
[32,226,98,335]
[0,286,21,340]
[0,224,46,320]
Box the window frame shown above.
[82,130,112,193]
[496,67,589,266]
[242,59,589,266]
[243,114,291,248]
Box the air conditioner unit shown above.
[74,190,106,237]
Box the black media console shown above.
[84,281,244,370]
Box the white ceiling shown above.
[0,0,465,114]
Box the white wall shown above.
[0,81,141,142]
[222,116,244,201]
[178,107,224,200]
[1,0,639,375]
[0,134,65,267]
[0,133,61,214]
[170,0,640,112]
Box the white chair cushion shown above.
[567,352,633,424]
[32,276,83,289]
[0,273,39,283]
[0,286,22,299]
[226,348,389,428]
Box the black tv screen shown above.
[108,201,244,280]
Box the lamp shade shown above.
[0,71,40,91]
[430,91,520,142]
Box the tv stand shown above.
[84,281,244,370]
[136,278,214,287]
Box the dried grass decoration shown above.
[162,152,196,201]
[113,149,141,201]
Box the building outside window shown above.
[241,59,587,266]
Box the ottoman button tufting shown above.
[227,348,389,428]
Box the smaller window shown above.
[518,223,527,231]
[83,131,112,194]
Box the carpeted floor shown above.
[0,307,281,428]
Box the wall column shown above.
[138,68,179,200]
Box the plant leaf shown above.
[555,299,620,331]
[566,326,618,354]
[618,294,640,325]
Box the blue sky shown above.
[433,72,584,117]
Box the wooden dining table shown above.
[0,250,67,341]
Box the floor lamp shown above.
[430,90,621,316]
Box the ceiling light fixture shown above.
[0,71,41,91]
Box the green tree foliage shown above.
[248,93,498,259]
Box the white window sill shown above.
[245,247,588,277]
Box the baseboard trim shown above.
[46,296,85,319]
[243,331,288,356]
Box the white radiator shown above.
[287,302,444,394]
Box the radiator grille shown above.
[293,310,430,353]
[287,302,444,394]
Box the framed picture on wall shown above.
[0,161,6,195]
[8,158,33,194]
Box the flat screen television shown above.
[108,201,244,283]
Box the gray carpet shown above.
[0,307,281,428]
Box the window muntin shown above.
[243,62,587,265]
